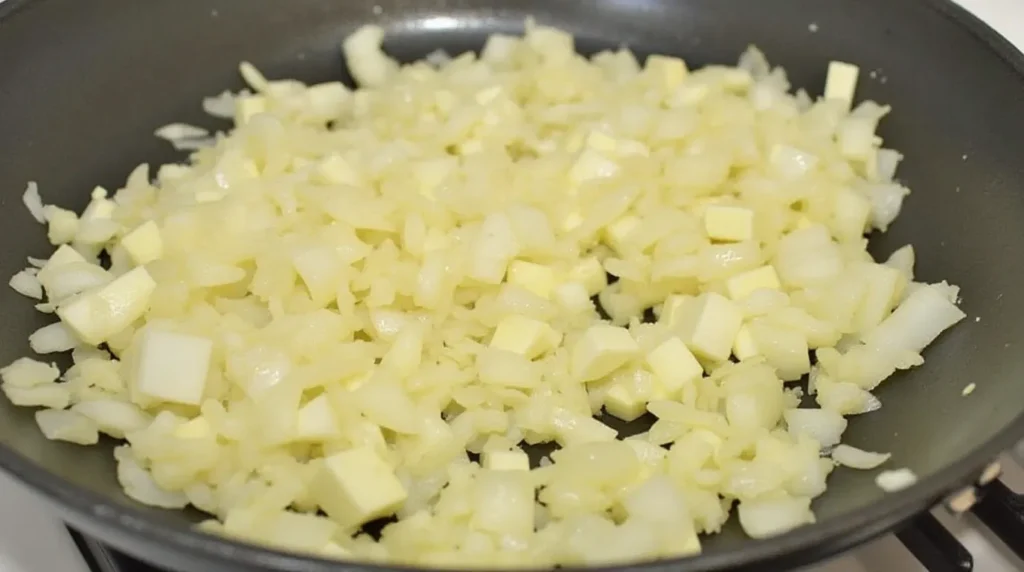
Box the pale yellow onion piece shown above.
[876,468,918,492]
[8,269,42,300]
[35,409,99,445]
[0,357,59,388]
[22,181,45,223]
[831,444,891,469]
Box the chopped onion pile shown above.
[2,23,965,567]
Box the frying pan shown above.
[1,0,1023,570]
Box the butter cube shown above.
[481,449,530,471]
[133,329,213,406]
[645,337,703,396]
[726,265,781,301]
[490,315,561,359]
[316,154,360,186]
[732,325,760,361]
[569,257,608,295]
[645,55,688,90]
[571,324,639,382]
[569,149,620,185]
[824,61,859,109]
[674,293,743,363]
[235,95,267,125]
[120,221,163,266]
[603,215,640,252]
[604,383,649,422]
[507,261,558,299]
[704,206,754,242]
[57,266,156,346]
[314,446,407,530]
[296,394,341,440]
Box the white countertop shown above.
[0,1,1023,571]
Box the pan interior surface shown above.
[0,0,1023,570]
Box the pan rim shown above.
[0,0,1022,570]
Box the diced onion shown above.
[29,323,79,354]
[884,245,915,283]
[876,468,918,492]
[35,409,99,445]
[784,408,847,448]
[22,181,45,223]
[0,357,60,388]
[2,384,71,409]
[874,148,903,182]
[9,269,43,299]
[737,496,815,539]
[114,446,189,508]
[154,123,210,141]
[202,90,239,118]
[72,400,151,439]
[831,444,891,469]
[863,284,966,353]
[154,123,217,151]
[865,183,910,231]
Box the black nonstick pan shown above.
[1,0,1024,571]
